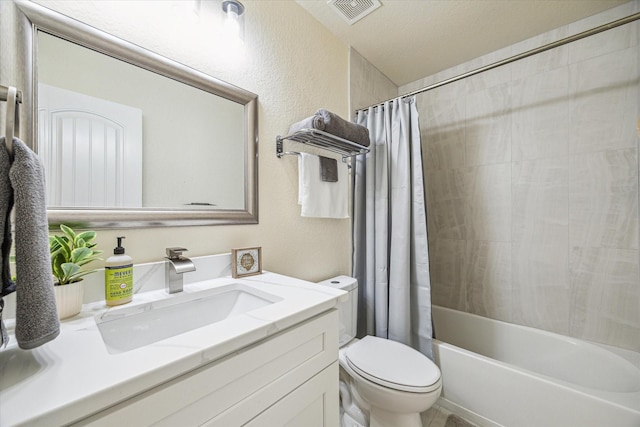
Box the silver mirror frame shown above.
[14,0,258,228]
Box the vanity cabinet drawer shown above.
[228,363,339,427]
[73,309,338,426]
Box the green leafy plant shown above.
[50,224,103,285]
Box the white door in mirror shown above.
[38,83,142,208]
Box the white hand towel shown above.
[298,153,348,218]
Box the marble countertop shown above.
[0,272,345,427]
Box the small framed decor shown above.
[232,247,262,278]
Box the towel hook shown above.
[3,86,19,158]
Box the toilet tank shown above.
[316,275,358,347]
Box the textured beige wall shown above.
[22,0,351,282]
[399,2,640,351]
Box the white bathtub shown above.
[431,305,640,427]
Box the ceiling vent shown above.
[327,0,382,25]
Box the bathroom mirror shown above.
[14,0,258,228]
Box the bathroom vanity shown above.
[0,272,344,426]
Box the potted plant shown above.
[50,224,102,319]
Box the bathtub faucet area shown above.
[164,247,196,294]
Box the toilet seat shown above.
[345,336,441,393]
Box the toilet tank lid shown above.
[316,275,357,291]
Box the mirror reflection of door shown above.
[38,83,143,208]
[37,31,247,211]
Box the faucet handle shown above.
[166,247,188,259]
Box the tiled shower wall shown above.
[349,48,398,115]
[398,2,640,352]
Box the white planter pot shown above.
[53,281,84,320]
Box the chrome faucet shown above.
[165,247,196,294]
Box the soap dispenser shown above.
[105,236,133,306]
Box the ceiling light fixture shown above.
[222,0,245,41]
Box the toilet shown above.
[317,276,442,427]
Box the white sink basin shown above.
[95,283,281,354]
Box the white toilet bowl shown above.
[317,276,441,427]
[339,336,441,427]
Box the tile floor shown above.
[421,404,478,427]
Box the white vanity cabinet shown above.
[72,310,339,427]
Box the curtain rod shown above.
[356,12,640,114]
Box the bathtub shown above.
[431,305,640,427]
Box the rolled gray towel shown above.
[314,109,370,147]
[288,109,370,148]
[9,138,60,349]
[288,115,325,134]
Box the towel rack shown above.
[276,128,370,161]
[0,85,23,104]
[1,84,22,157]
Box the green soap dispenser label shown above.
[105,265,133,301]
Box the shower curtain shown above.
[353,96,433,360]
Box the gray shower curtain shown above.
[353,96,433,360]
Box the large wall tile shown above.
[569,47,639,155]
[569,148,639,250]
[426,196,467,241]
[421,82,467,171]
[428,63,473,92]
[512,157,568,243]
[512,240,570,335]
[568,19,638,64]
[426,168,466,203]
[464,163,511,242]
[566,1,639,41]
[511,27,570,81]
[465,49,512,93]
[511,157,570,334]
[569,246,640,352]
[421,80,467,113]
[512,66,571,161]
[425,169,467,241]
[466,83,512,166]
[423,125,466,171]
[465,240,512,322]
[429,238,467,311]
